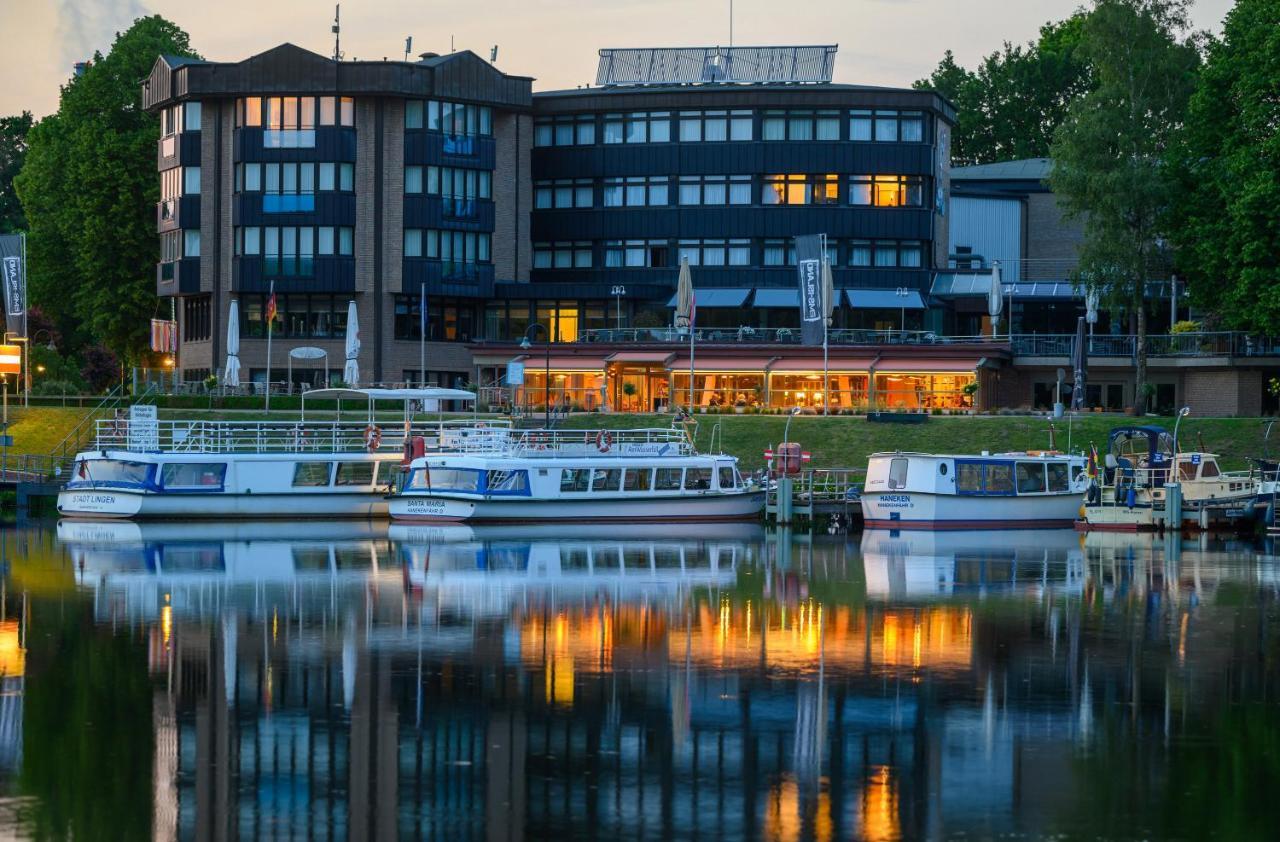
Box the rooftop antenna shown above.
[450,35,455,53]
[490,44,499,63]
[729,0,734,47]
[331,4,341,61]
[404,36,412,62]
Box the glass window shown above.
[317,163,334,191]
[1200,460,1220,479]
[985,463,1014,494]
[560,468,590,492]
[405,165,423,194]
[405,100,424,129]
[957,463,982,493]
[875,111,898,142]
[591,468,622,492]
[762,113,785,141]
[685,468,712,490]
[576,120,594,144]
[899,243,922,267]
[654,468,683,491]
[319,96,336,125]
[718,466,737,490]
[183,230,200,258]
[603,117,624,144]
[900,111,924,142]
[339,227,353,255]
[622,469,652,492]
[67,459,151,487]
[409,468,480,492]
[850,110,871,141]
[849,240,871,267]
[1047,463,1070,492]
[160,463,226,488]
[318,227,334,255]
[336,461,376,486]
[183,166,201,195]
[339,163,354,192]
[243,163,261,192]
[244,96,262,127]
[1016,463,1047,494]
[339,97,355,126]
[487,470,528,494]
[405,229,423,258]
[292,462,332,487]
[729,111,752,141]
[888,457,909,489]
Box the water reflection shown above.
[0,524,1278,840]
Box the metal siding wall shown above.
[948,196,1023,284]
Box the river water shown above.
[0,521,1276,840]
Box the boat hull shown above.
[860,490,1082,530]
[57,489,389,519]
[388,491,765,523]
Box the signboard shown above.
[0,234,23,335]
[0,344,20,375]
[505,361,526,386]
[794,234,825,346]
[127,404,160,451]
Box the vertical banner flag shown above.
[150,319,178,353]
[0,234,25,336]
[795,234,825,346]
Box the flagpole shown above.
[265,280,274,412]
[688,293,696,411]
[822,235,829,417]
[419,282,426,386]
[21,232,28,407]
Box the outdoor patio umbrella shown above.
[1071,315,1088,411]
[674,257,693,330]
[223,299,241,387]
[987,262,1003,338]
[343,299,360,386]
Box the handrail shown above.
[450,427,697,458]
[48,383,128,462]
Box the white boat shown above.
[387,426,764,523]
[56,387,507,520]
[861,450,1089,530]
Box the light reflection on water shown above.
[0,522,1278,840]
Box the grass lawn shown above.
[5,407,99,455]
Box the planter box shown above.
[867,411,929,425]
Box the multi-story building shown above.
[143,43,533,389]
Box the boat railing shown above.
[477,427,696,458]
[91,418,511,455]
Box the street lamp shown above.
[783,405,802,448]
[895,287,910,334]
[1173,405,1191,455]
[520,323,550,427]
[611,285,627,331]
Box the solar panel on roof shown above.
[596,46,837,86]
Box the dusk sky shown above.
[2,0,1236,117]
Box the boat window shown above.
[985,463,1014,494]
[160,463,227,489]
[563,547,590,569]
[293,462,333,486]
[334,547,372,569]
[1047,462,1070,493]
[888,457,909,489]
[292,547,331,569]
[956,463,983,493]
[623,468,653,492]
[409,467,481,492]
[654,468,683,491]
[718,466,737,489]
[159,546,222,570]
[623,548,651,569]
[1200,460,1220,478]
[1015,463,1047,494]
[335,461,376,486]
[591,468,622,492]
[1178,461,1197,481]
[560,468,590,492]
[686,468,713,490]
[487,470,528,494]
[68,459,151,486]
[654,547,683,567]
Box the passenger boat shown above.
[387,426,764,523]
[860,450,1089,530]
[56,387,503,520]
[1080,426,1257,531]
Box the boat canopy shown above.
[302,387,476,403]
[1106,425,1175,463]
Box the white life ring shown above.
[363,424,383,451]
[595,430,613,453]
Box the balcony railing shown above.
[1011,332,1279,357]
[576,328,993,346]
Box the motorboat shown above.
[860,450,1089,530]
[387,425,764,523]
[56,387,507,519]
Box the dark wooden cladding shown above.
[144,44,533,113]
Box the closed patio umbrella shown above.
[1071,315,1088,411]
[223,300,241,387]
[343,299,360,386]
[674,257,693,330]
[987,262,1003,338]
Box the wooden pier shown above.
[765,469,863,524]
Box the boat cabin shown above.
[866,452,1086,497]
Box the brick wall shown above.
[377,98,406,383]
[492,111,532,282]
[1024,193,1084,281]
[1184,368,1263,417]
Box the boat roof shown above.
[868,451,1083,460]
[302,387,477,402]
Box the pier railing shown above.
[452,427,695,458]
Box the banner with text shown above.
[795,234,825,346]
[0,234,24,336]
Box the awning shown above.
[665,288,751,308]
[753,288,799,308]
[668,356,773,372]
[1008,282,1078,299]
[605,351,676,364]
[845,289,926,309]
[872,358,978,373]
[767,358,874,372]
[930,272,998,298]
[513,355,606,371]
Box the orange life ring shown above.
[363,424,383,451]
[595,430,613,453]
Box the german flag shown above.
[266,291,278,326]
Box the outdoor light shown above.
[1174,406,1192,455]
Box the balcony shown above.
[402,259,495,295]
[406,132,496,169]
[404,196,495,231]
[233,255,355,293]
[156,257,200,296]
[262,193,316,213]
[157,131,200,169]
[1010,332,1279,358]
[156,195,200,233]
[577,327,995,346]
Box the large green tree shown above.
[1049,0,1199,413]
[0,111,32,232]
[915,15,1092,167]
[1168,0,1280,333]
[14,16,198,357]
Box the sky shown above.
[0,0,1237,118]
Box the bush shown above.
[80,345,119,393]
[31,379,80,397]
[1171,320,1201,334]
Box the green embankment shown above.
[4,407,98,456]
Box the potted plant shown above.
[962,380,979,412]
[734,398,747,414]
[621,381,638,411]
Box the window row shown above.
[393,295,480,342]
[235,162,354,194]
[557,465,732,493]
[234,226,354,276]
[527,238,929,270]
[405,165,492,199]
[160,166,201,200]
[528,173,928,208]
[291,461,381,488]
[403,229,492,263]
[159,230,201,261]
[239,294,351,339]
[235,96,355,129]
[160,101,201,136]
[532,108,928,146]
[533,241,593,269]
[534,179,593,209]
[404,100,493,136]
[762,238,925,268]
[953,460,1073,496]
[183,295,212,343]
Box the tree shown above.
[1168,0,1280,333]
[14,16,198,359]
[915,15,1092,166]
[1049,0,1199,413]
[0,111,32,232]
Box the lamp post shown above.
[611,285,627,331]
[521,323,550,426]
[895,287,910,335]
[1173,405,1191,455]
[783,405,802,448]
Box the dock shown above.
[765,469,863,525]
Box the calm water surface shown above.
[0,521,1277,840]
